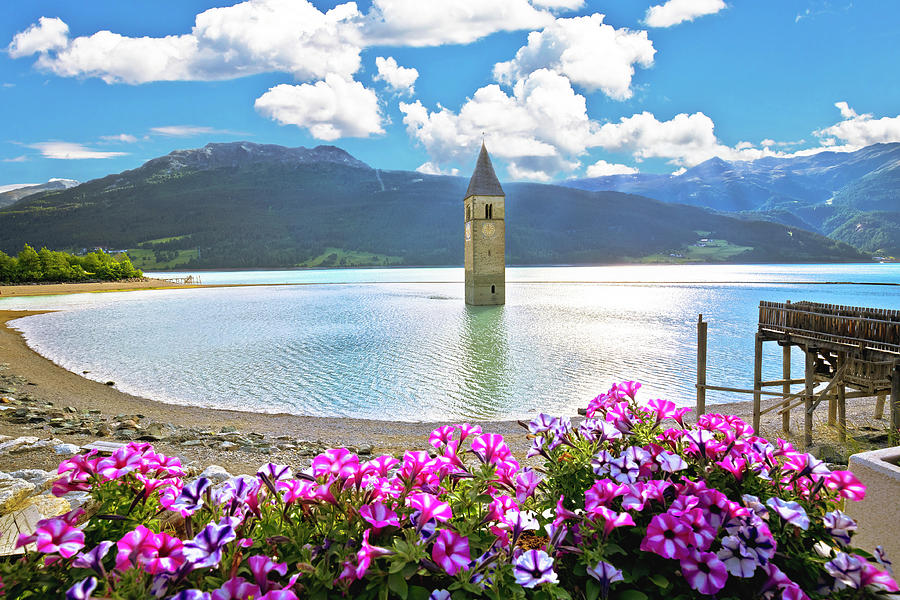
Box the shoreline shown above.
[0,280,894,474]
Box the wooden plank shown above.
[753,333,763,432]
[761,378,805,387]
[81,440,127,454]
[782,343,792,433]
[697,314,707,417]
[838,365,847,443]
[805,349,815,448]
[875,393,886,420]
[892,364,900,439]
[699,384,796,398]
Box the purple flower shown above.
[586,560,623,599]
[257,463,292,482]
[248,555,288,593]
[875,545,893,575]
[717,535,759,577]
[655,450,687,473]
[528,413,558,434]
[513,550,558,588]
[432,529,470,576]
[429,591,451,600]
[741,494,769,520]
[169,477,211,515]
[66,577,97,600]
[515,469,543,503]
[823,510,857,546]
[825,552,865,589]
[170,591,212,600]
[211,577,262,600]
[72,540,114,575]
[766,497,809,530]
[680,549,729,595]
[591,450,615,476]
[183,521,236,570]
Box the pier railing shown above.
[758,301,900,356]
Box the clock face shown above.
[465,222,472,240]
[482,222,496,238]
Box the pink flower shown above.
[361,455,399,478]
[640,513,692,559]
[115,525,155,571]
[28,517,84,558]
[355,529,393,579]
[406,493,452,525]
[212,577,262,600]
[584,479,626,515]
[248,555,288,594]
[399,451,433,484]
[680,549,729,595]
[96,446,143,480]
[432,529,470,576]
[593,506,635,538]
[515,469,543,503]
[486,494,519,522]
[277,480,315,504]
[471,434,512,465]
[457,423,482,442]
[311,449,359,480]
[825,470,866,501]
[359,502,400,531]
[429,425,457,449]
[142,532,186,575]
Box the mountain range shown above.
[0,178,80,208]
[0,141,874,269]
[564,143,900,256]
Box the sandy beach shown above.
[0,281,893,475]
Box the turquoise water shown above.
[1,264,897,421]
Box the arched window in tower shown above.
[485,204,489,219]
[489,204,493,219]
[491,284,496,294]
[466,205,470,221]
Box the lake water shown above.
[1,264,897,422]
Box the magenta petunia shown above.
[248,555,288,594]
[431,529,470,576]
[429,425,457,449]
[584,479,626,515]
[825,470,866,501]
[32,517,85,558]
[593,505,635,538]
[515,468,543,503]
[361,454,400,478]
[407,493,452,525]
[211,577,262,600]
[355,529,393,579]
[471,433,512,465]
[640,513,692,559]
[96,446,142,481]
[142,531,186,575]
[359,502,400,531]
[681,549,729,595]
[311,448,359,480]
[457,423,482,442]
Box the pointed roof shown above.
[465,143,504,198]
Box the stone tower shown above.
[464,143,505,305]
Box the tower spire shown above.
[465,143,504,198]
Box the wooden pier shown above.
[697,301,900,448]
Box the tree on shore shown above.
[0,245,142,283]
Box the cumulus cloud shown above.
[494,14,655,99]
[401,69,593,180]
[585,159,638,177]
[8,0,362,84]
[644,0,727,28]
[814,102,900,147]
[254,74,384,141]
[1,156,28,163]
[29,142,128,159]
[374,56,418,94]
[361,0,553,46]
[7,16,68,57]
[416,162,459,176]
[531,0,585,8]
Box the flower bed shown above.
[2,382,897,599]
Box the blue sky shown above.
[2,0,899,188]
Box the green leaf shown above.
[408,586,430,600]
[585,579,600,600]
[615,591,649,600]
[389,572,408,600]
[648,574,669,588]
[402,562,418,578]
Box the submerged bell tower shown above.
[463,143,505,305]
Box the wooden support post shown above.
[804,349,815,449]
[697,314,707,417]
[892,363,900,444]
[836,352,846,442]
[875,393,886,420]
[782,344,791,433]
[753,333,763,433]
[828,389,837,426]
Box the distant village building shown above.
[463,143,505,305]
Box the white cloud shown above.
[645,0,726,28]
[531,0,585,8]
[671,166,687,176]
[9,0,362,84]
[7,16,69,57]
[416,162,459,176]
[374,56,418,94]
[361,0,553,46]
[254,74,384,141]
[0,183,37,192]
[29,142,128,159]
[494,14,655,99]
[585,159,638,177]
[100,133,138,143]
[150,125,235,137]
[401,69,590,180]
[815,103,900,147]
[1,156,27,163]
